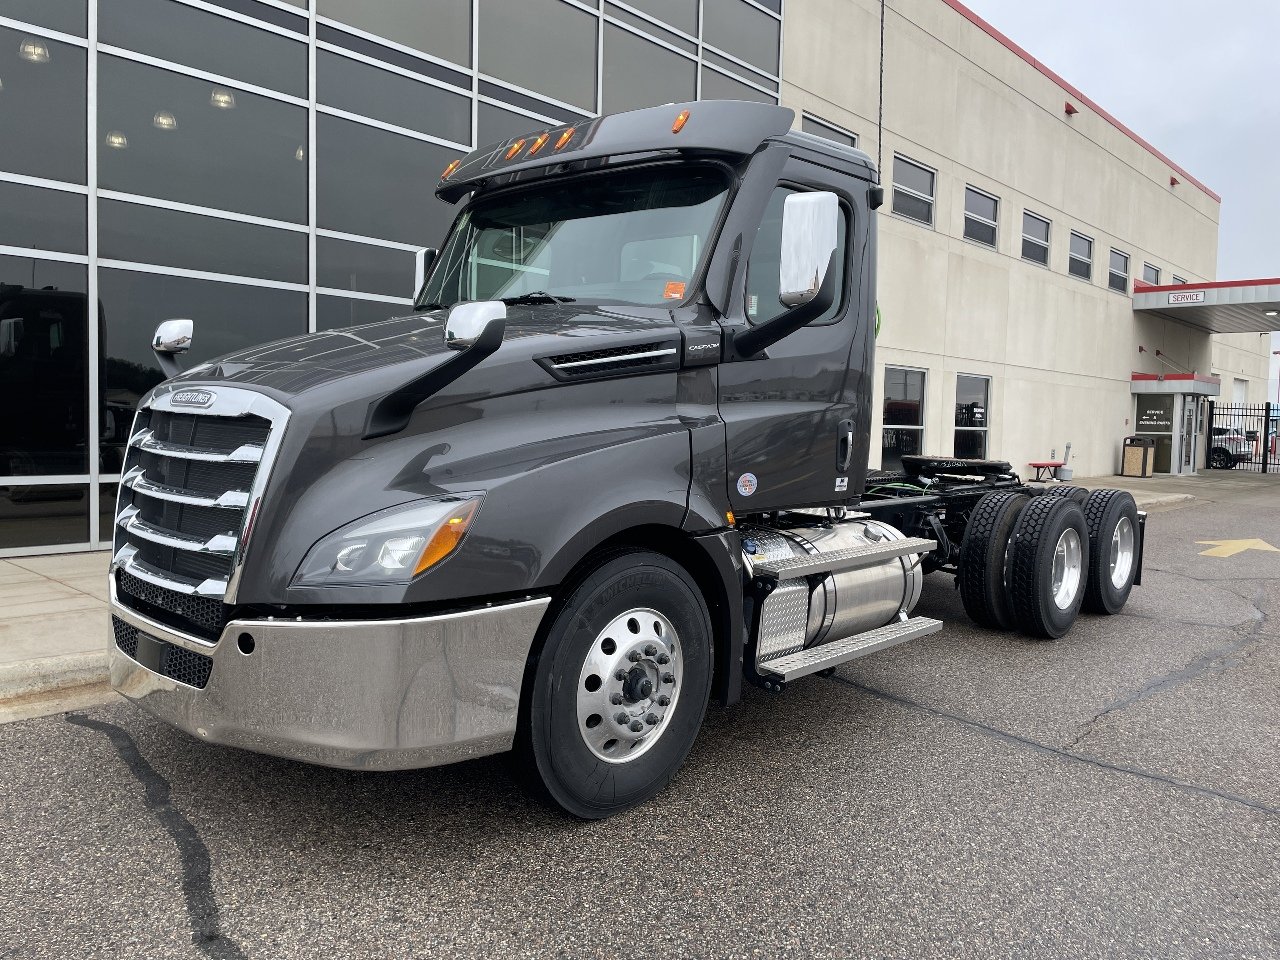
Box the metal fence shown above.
[1207,401,1276,473]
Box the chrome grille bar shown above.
[116,506,238,556]
[121,466,250,509]
[112,545,228,597]
[130,428,264,463]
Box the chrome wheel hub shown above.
[576,608,682,764]
[1051,527,1083,610]
[1110,516,1135,589]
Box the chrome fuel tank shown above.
[744,517,925,658]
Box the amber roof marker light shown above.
[504,138,527,160]
[440,158,461,180]
[554,127,576,150]
[527,132,551,156]
[672,109,690,134]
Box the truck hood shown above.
[169,303,681,398]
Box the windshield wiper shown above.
[500,291,576,306]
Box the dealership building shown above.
[0,0,1274,555]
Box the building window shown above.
[1108,249,1130,293]
[1143,263,1161,285]
[891,155,935,226]
[1172,275,1187,284]
[801,114,857,147]
[602,23,697,114]
[882,367,926,472]
[963,186,998,248]
[954,375,989,459]
[1021,211,1050,265]
[1068,231,1093,281]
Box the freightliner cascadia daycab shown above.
[108,101,1144,818]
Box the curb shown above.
[1132,493,1196,509]
[0,651,109,703]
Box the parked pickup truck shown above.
[108,100,1143,817]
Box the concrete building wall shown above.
[782,0,1270,477]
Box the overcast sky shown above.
[960,0,1279,281]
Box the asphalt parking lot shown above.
[2,476,1278,959]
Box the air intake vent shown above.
[539,340,679,381]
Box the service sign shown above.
[1168,290,1206,305]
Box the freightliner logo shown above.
[171,389,216,408]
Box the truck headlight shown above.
[293,496,481,586]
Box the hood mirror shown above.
[445,300,506,351]
[152,318,193,378]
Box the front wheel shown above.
[519,550,712,819]
[1208,447,1233,470]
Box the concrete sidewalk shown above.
[0,551,113,721]
[1,471,1272,720]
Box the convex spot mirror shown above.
[444,300,506,351]
[779,191,839,308]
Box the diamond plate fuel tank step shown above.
[759,616,943,682]
[751,537,936,581]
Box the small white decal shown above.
[736,473,758,497]
[834,477,848,492]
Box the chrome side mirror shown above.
[779,191,839,307]
[152,318,193,378]
[444,300,506,351]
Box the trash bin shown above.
[1121,436,1155,478]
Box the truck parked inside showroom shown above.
[108,101,1144,818]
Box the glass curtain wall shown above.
[0,0,782,555]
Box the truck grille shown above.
[112,387,289,641]
[112,616,214,689]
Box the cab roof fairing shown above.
[435,100,799,203]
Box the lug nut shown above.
[644,644,657,657]
[662,672,675,684]
[657,695,671,706]
[615,712,629,725]
[656,654,670,665]
[629,720,644,733]
[610,693,624,705]
[644,713,658,725]
[628,650,643,662]
[615,669,626,681]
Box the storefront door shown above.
[1135,395,1174,473]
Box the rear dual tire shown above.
[1008,496,1090,639]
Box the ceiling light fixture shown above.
[152,110,177,131]
[210,88,236,109]
[19,37,51,63]
[104,130,129,150]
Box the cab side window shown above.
[745,186,848,326]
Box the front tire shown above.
[1208,447,1232,470]
[520,550,712,819]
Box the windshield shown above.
[419,165,729,309]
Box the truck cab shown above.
[107,101,1142,817]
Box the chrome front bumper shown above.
[108,581,550,771]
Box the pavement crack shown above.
[65,714,247,960]
[1066,623,1266,750]
[822,675,1280,819]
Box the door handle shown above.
[837,419,854,471]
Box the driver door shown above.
[718,169,863,513]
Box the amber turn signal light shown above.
[672,109,690,134]
[413,499,480,576]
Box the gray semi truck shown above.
[108,100,1143,818]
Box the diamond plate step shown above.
[752,538,936,581]
[759,617,943,682]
